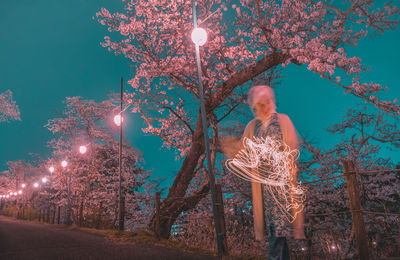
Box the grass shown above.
[69,226,217,257]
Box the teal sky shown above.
[0,0,399,185]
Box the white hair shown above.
[247,85,276,112]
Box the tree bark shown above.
[79,200,84,226]
[148,52,288,238]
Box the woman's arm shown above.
[220,119,256,159]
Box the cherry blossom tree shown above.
[46,97,146,228]
[0,90,20,122]
[300,105,400,258]
[97,0,400,237]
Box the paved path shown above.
[0,216,216,260]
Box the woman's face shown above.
[253,97,274,120]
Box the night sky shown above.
[1,0,399,185]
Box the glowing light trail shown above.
[226,136,306,222]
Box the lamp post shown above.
[61,159,71,225]
[114,77,125,231]
[63,145,87,226]
[191,1,224,256]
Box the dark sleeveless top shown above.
[253,113,283,141]
[252,113,292,237]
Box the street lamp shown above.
[191,1,224,256]
[79,145,87,154]
[61,159,72,225]
[115,77,125,231]
[49,166,55,174]
[61,160,68,168]
[18,190,22,195]
[191,27,207,46]
[21,183,26,188]
[113,114,123,127]
[42,177,48,183]
[33,183,39,188]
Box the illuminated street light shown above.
[21,183,26,188]
[79,145,87,154]
[49,166,55,174]
[14,192,17,196]
[191,27,207,46]
[18,190,22,194]
[42,177,48,183]
[61,160,68,168]
[114,114,124,127]
[6,195,9,198]
[33,183,39,188]
[191,1,223,256]
[115,78,125,231]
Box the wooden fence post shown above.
[155,192,161,238]
[343,160,369,260]
[215,184,228,255]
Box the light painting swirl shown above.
[226,136,306,223]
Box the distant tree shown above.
[98,0,400,237]
[46,97,147,228]
[0,90,20,122]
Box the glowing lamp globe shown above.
[191,27,207,46]
[42,177,48,183]
[6,195,9,198]
[21,183,26,188]
[18,190,22,194]
[61,160,68,168]
[49,166,55,174]
[14,192,17,196]
[79,145,87,154]
[33,183,39,188]
[114,114,124,127]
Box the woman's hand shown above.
[220,135,242,158]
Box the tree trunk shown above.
[79,200,84,226]
[57,206,61,224]
[148,116,207,238]
[96,202,103,229]
[46,207,50,223]
[147,52,288,238]
[52,205,56,224]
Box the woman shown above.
[222,85,305,260]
